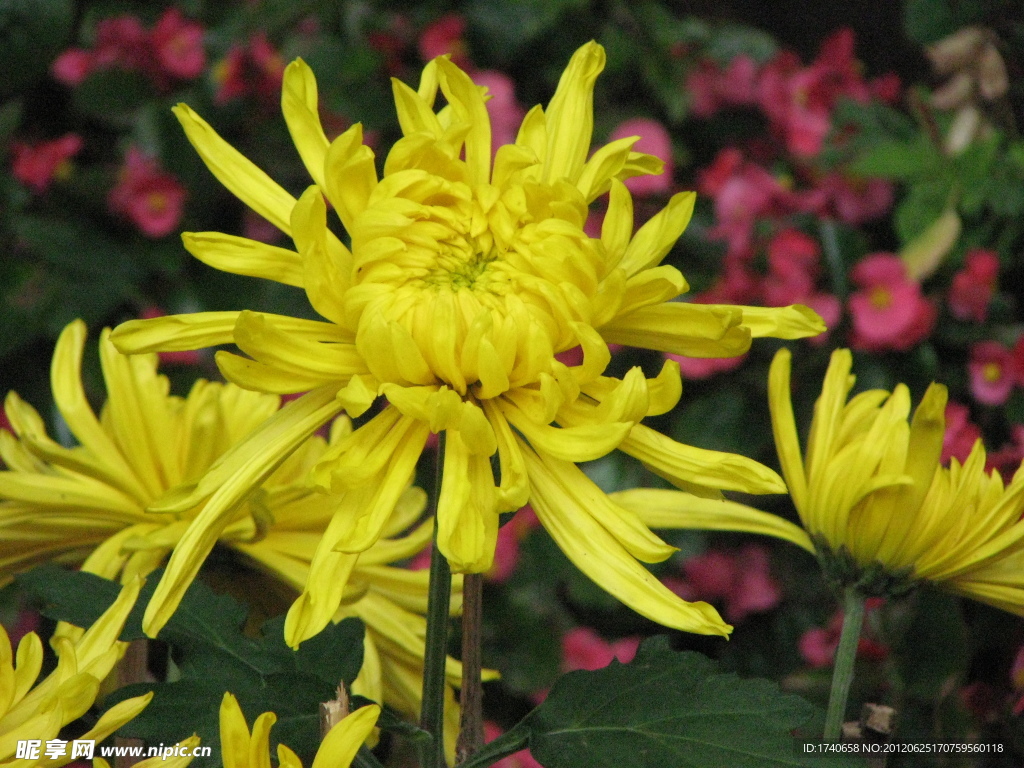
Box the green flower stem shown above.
[419,432,452,768]
[456,573,485,764]
[824,586,866,741]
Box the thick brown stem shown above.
[456,573,484,764]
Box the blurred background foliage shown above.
[5,0,1024,764]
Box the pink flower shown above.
[108,147,186,238]
[968,340,1019,406]
[799,601,887,668]
[419,14,470,68]
[847,253,935,352]
[51,49,94,85]
[762,228,820,306]
[150,8,206,80]
[819,173,894,225]
[679,545,781,623]
[562,627,640,672]
[242,210,283,244]
[942,401,982,464]
[485,722,542,768]
[139,308,201,365]
[93,15,149,71]
[609,118,673,196]
[11,134,83,193]
[718,55,760,107]
[949,249,999,323]
[213,33,285,106]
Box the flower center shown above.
[347,170,602,395]
[868,286,891,310]
[983,361,1003,383]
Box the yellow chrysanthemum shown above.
[0,578,152,764]
[768,347,1024,607]
[92,694,377,768]
[620,347,1024,612]
[0,320,483,745]
[111,41,825,642]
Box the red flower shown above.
[561,627,641,672]
[798,600,888,669]
[212,33,284,106]
[11,133,83,193]
[675,545,781,623]
[418,14,470,68]
[150,8,206,80]
[108,147,186,238]
[949,249,999,323]
[847,253,935,351]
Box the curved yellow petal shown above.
[281,59,330,191]
[522,443,730,635]
[173,104,296,234]
[311,705,380,768]
[618,191,695,277]
[601,303,751,358]
[612,488,816,553]
[110,311,241,354]
[183,232,305,288]
[542,41,605,184]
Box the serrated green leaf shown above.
[18,566,365,767]
[521,637,859,768]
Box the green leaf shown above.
[903,0,985,45]
[520,637,860,767]
[0,97,22,143]
[895,181,952,245]
[0,0,74,96]
[17,566,365,767]
[848,138,939,181]
[704,23,778,65]
[71,68,154,124]
[466,0,588,59]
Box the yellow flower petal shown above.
[182,232,305,287]
[601,303,751,358]
[110,311,242,354]
[612,488,816,553]
[281,59,330,191]
[618,191,695,277]
[620,424,787,495]
[311,705,380,768]
[523,443,730,636]
[173,104,296,234]
[144,387,344,637]
[291,186,352,325]
[542,41,605,184]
